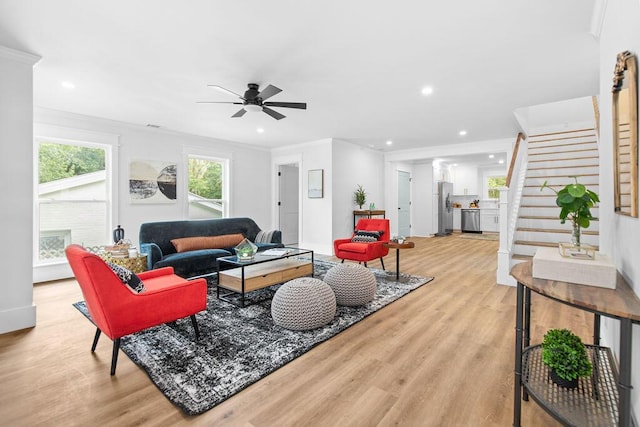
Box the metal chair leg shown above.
[91,328,101,352]
[380,258,385,271]
[190,315,200,340]
[110,338,120,376]
[364,262,368,267]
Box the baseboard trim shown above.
[0,304,36,334]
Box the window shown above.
[487,176,507,199]
[36,140,110,263]
[187,155,227,218]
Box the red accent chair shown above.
[333,218,390,269]
[65,244,207,375]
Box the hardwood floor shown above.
[0,234,593,426]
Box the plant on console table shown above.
[540,176,599,248]
[354,185,367,209]
[541,328,592,389]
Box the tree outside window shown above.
[487,176,507,199]
[188,156,226,218]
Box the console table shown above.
[511,261,640,427]
[353,209,385,228]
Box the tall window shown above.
[487,176,507,199]
[188,155,227,218]
[36,140,109,263]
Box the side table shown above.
[383,241,415,280]
[99,253,148,274]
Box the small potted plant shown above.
[354,185,367,209]
[541,328,592,389]
[540,176,599,247]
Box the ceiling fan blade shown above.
[231,108,247,118]
[262,106,286,120]
[208,85,245,100]
[196,101,243,104]
[257,84,282,101]
[263,101,307,110]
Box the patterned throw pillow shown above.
[255,230,276,243]
[351,230,383,243]
[107,262,145,293]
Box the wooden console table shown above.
[511,261,640,426]
[353,209,385,228]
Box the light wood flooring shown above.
[0,234,594,426]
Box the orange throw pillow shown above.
[171,234,245,252]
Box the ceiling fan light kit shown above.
[199,83,307,120]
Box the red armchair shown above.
[65,244,207,375]
[334,218,390,269]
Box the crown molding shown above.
[0,45,41,65]
[589,0,608,40]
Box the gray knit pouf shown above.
[271,277,337,331]
[323,263,377,306]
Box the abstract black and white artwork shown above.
[129,160,177,203]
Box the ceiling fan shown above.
[198,83,307,120]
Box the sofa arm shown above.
[140,243,163,270]
[271,230,282,244]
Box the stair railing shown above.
[497,132,528,286]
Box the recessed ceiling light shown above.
[386,140,393,145]
[453,163,458,167]
[421,86,434,96]
[256,127,264,133]
[459,130,467,136]
[499,159,505,164]
[61,81,75,89]
[488,154,495,159]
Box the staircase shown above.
[512,128,600,261]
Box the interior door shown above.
[278,164,299,245]
[397,170,411,237]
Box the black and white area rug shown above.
[73,260,434,415]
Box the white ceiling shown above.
[0,0,599,154]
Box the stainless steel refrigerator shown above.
[435,181,453,236]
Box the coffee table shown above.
[216,247,314,307]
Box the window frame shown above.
[183,147,231,219]
[33,124,118,280]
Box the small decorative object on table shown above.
[113,224,125,243]
[234,238,258,261]
[541,328,592,389]
[540,176,599,259]
[354,184,366,209]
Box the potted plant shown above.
[354,185,367,209]
[540,176,599,247]
[541,328,592,389]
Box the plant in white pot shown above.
[540,176,599,247]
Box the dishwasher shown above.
[461,209,481,233]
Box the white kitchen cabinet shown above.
[453,208,461,230]
[480,208,499,232]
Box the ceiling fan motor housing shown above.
[244,83,261,101]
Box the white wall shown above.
[599,0,640,421]
[333,140,385,241]
[0,46,40,333]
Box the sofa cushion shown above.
[155,248,232,277]
[107,262,145,293]
[171,234,245,253]
[255,230,277,243]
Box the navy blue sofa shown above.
[139,217,283,278]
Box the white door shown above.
[397,171,411,237]
[278,164,299,245]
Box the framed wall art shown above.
[308,169,324,198]
[129,160,177,204]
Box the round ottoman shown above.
[271,277,337,331]
[324,263,377,306]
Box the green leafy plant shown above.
[354,185,367,209]
[541,328,592,382]
[540,176,599,246]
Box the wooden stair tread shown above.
[528,141,597,150]
[515,240,600,250]
[512,254,533,260]
[528,156,599,163]
[516,227,599,235]
[528,128,596,138]
[528,148,598,156]
[518,215,599,221]
[526,173,598,179]
[527,164,599,170]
